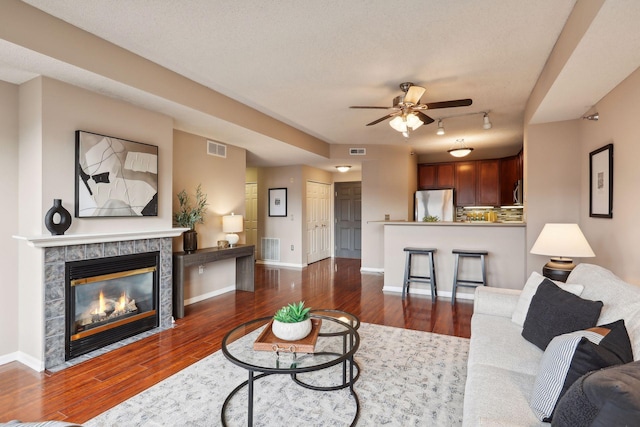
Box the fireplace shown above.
[65,252,160,360]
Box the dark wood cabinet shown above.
[455,162,477,206]
[420,150,522,207]
[436,163,455,188]
[418,164,437,189]
[418,163,455,189]
[476,160,500,206]
[499,150,524,205]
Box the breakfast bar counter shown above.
[383,221,526,300]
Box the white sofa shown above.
[462,263,640,426]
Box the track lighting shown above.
[582,113,599,121]
[483,113,492,130]
[436,119,445,135]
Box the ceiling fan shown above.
[350,82,472,136]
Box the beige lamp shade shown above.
[530,223,595,282]
[222,213,243,247]
[530,223,595,258]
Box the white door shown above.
[244,183,258,250]
[306,181,331,264]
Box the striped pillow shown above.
[529,320,633,422]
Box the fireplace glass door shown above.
[66,252,159,359]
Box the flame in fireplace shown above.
[118,291,127,311]
[92,291,106,315]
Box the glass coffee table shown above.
[221,310,360,426]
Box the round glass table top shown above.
[221,311,360,373]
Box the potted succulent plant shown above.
[174,184,208,252]
[271,301,312,341]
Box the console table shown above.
[173,244,255,318]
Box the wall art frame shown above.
[75,130,158,218]
[268,188,287,217]
[589,143,613,218]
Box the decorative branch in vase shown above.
[174,184,208,252]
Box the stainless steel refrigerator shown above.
[415,189,455,222]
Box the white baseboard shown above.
[256,260,306,269]
[382,285,475,300]
[360,267,384,274]
[0,351,44,372]
[184,285,235,306]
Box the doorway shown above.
[306,181,331,264]
[334,181,361,259]
[244,183,258,251]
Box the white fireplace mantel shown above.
[13,228,189,248]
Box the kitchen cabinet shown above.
[499,151,524,205]
[455,162,476,206]
[476,160,500,206]
[418,163,455,189]
[420,150,522,207]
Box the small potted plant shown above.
[271,301,312,341]
[174,184,208,252]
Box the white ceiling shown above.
[2,1,640,169]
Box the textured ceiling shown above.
[3,1,639,169]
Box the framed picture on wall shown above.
[268,188,287,217]
[75,130,159,217]
[589,143,613,218]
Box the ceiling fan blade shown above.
[404,85,426,105]
[425,99,473,109]
[350,106,392,109]
[415,112,435,125]
[366,114,395,126]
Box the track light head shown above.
[483,113,492,130]
[582,113,599,121]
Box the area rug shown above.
[85,323,469,426]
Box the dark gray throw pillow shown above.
[529,320,633,421]
[522,279,603,350]
[552,360,640,427]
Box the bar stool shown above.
[402,247,437,302]
[451,249,488,305]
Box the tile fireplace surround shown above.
[16,229,185,370]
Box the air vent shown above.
[349,148,366,156]
[261,237,280,261]
[207,140,227,158]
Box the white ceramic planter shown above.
[271,318,312,341]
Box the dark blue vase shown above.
[44,199,72,235]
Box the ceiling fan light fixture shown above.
[389,115,408,132]
[436,119,445,135]
[336,165,351,173]
[483,113,492,130]
[406,113,423,130]
[448,139,474,158]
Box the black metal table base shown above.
[221,363,360,426]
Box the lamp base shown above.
[542,257,575,283]
[226,233,239,247]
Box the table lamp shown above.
[222,213,243,247]
[530,223,595,282]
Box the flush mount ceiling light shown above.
[335,165,351,173]
[436,119,445,135]
[483,112,492,130]
[448,139,474,158]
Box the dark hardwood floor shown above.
[0,258,473,424]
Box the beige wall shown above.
[9,76,174,366]
[578,66,640,284]
[172,130,247,301]
[0,81,19,359]
[524,120,581,275]
[359,145,416,271]
[525,66,640,286]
